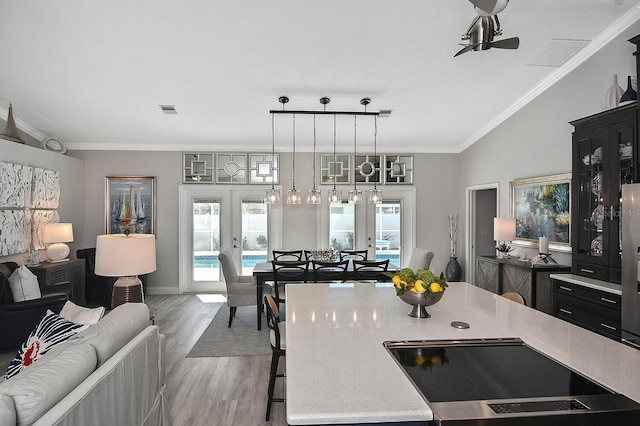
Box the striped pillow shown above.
[3,311,83,380]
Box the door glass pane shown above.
[375,201,401,267]
[193,199,221,281]
[241,199,269,275]
[329,202,355,250]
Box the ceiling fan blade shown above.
[454,44,479,57]
[490,37,520,50]
[468,0,499,15]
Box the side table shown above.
[28,259,86,305]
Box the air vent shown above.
[159,105,177,114]
[526,39,590,67]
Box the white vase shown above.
[602,74,624,110]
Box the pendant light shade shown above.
[286,113,301,204]
[367,113,382,204]
[348,114,363,204]
[307,112,322,204]
[266,108,282,204]
[329,113,343,204]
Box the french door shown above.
[320,187,415,267]
[179,186,282,293]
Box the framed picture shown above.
[510,173,571,252]
[105,176,156,235]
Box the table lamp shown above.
[43,223,74,262]
[95,233,156,309]
[494,217,516,258]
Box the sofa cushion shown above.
[75,302,150,367]
[59,300,105,332]
[0,394,16,425]
[8,265,41,302]
[0,343,97,426]
[4,311,84,380]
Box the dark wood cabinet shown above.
[28,259,85,304]
[570,102,638,284]
[552,277,621,341]
[475,256,570,314]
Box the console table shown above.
[28,259,85,304]
[475,256,570,314]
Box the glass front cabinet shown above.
[570,103,637,283]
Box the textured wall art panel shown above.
[31,168,61,208]
[0,161,33,207]
[0,210,30,255]
[31,210,60,250]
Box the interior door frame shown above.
[178,185,282,294]
[465,182,500,285]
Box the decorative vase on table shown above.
[619,75,637,105]
[602,74,624,110]
[445,256,462,282]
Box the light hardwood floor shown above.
[0,295,288,426]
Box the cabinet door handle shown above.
[609,205,615,221]
[580,268,595,274]
[600,297,618,304]
[600,323,617,331]
[560,308,573,315]
[559,286,573,292]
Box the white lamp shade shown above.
[494,217,516,241]
[43,223,74,243]
[95,234,156,277]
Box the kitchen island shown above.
[285,282,640,425]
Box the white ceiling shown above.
[1,1,640,154]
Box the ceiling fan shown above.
[454,0,520,57]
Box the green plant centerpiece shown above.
[389,268,448,318]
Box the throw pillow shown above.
[3,311,83,380]
[59,301,105,332]
[8,265,41,302]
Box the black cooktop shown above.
[385,339,612,403]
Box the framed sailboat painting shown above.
[105,176,156,235]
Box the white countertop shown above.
[549,273,622,295]
[285,282,640,425]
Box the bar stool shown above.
[265,294,286,421]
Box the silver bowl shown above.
[398,290,444,318]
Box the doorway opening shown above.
[465,183,499,284]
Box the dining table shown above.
[252,261,397,330]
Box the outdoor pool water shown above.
[194,253,400,268]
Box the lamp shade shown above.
[43,223,74,243]
[494,218,516,241]
[95,234,156,277]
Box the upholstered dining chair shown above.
[352,259,390,281]
[271,260,309,308]
[218,249,257,327]
[265,293,286,421]
[272,250,304,261]
[339,250,368,262]
[311,259,349,283]
[407,248,435,271]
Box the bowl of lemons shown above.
[391,268,448,318]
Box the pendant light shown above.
[286,112,301,204]
[307,112,322,204]
[266,100,284,204]
[328,112,343,204]
[368,111,382,204]
[348,114,362,204]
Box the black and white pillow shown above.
[3,311,83,380]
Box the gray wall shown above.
[459,24,640,270]
[0,139,84,263]
[72,150,459,293]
